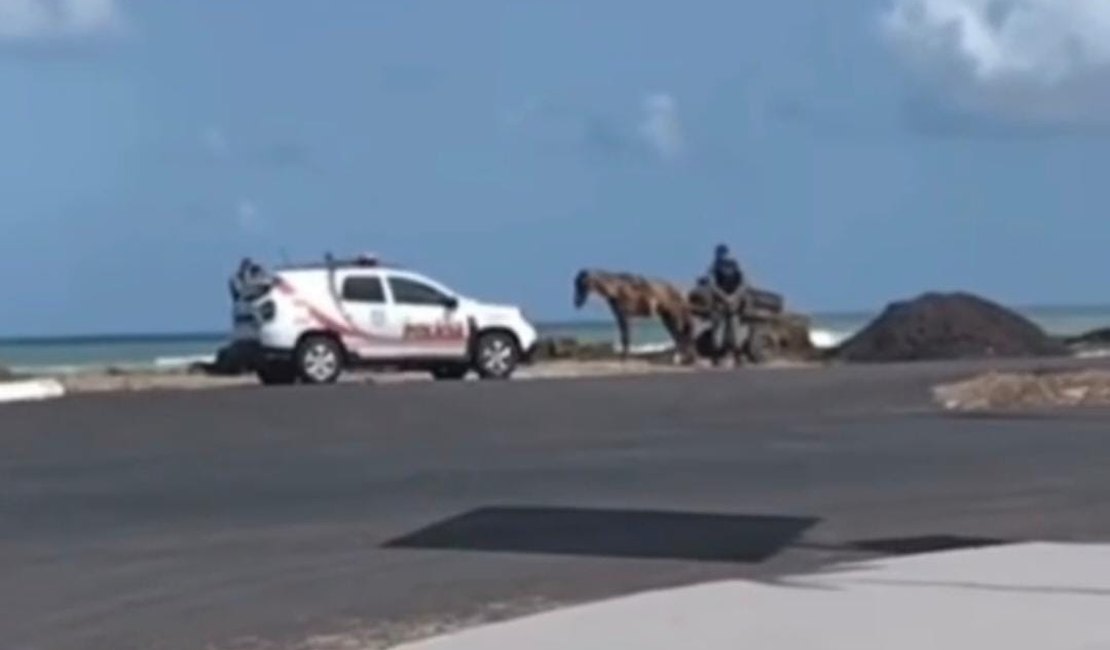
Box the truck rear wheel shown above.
[295,335,344,384]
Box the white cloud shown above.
[236,199,262,232]
[882,0,1110,122]
[500,93,690,162]
[0,0,125,42]
[638,93,685,160]
[502,98,542,129]
[202,127,230,160]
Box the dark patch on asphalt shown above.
[384,506,820,564]
[844,534,1014,556]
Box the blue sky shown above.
[1,0,1109,335]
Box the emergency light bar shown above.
[324,252,381,268]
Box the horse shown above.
[573,269,695,362]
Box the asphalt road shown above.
[5,358,1110,650]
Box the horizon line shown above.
[1,302,1109,343]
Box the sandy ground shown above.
[934,368,1110,412]
[44,358,820,395]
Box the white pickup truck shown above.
[229,255,539,385]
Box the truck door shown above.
[337,273,397,359]
[384,274,470,359]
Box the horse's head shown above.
[573,269,594,308]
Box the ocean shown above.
[2,306,1109,374]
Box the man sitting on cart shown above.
[705,243,748,365]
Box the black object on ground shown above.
[384,506,820,564]
[192,341,256,376]
[846,534,1013,556]
[835,292,1066,362]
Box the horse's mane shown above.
[580,269,669,287]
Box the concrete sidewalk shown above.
[395,543,1110,650]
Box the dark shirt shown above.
[710,256,744,295]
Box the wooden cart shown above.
[688,283,814,364]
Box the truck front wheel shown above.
[473,331,520,380]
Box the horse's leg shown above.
[724,301,742,368]
[707,298,724,366]
[659,310,686,365]
[610,303,631,360]
[676,311,696,365]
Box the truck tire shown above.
[473,331,520,380]
[295,335,344,384]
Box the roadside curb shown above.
[0,379,67,404]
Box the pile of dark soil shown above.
[835,292,1066,362]
[1064,327,1110,352]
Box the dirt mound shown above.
[531,337,621,362]
[1065,327,1110,353]
[935,369,1110,412]
[531,337,682,364]
[835,292,1066,362]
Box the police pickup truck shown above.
[229,254,539,385]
